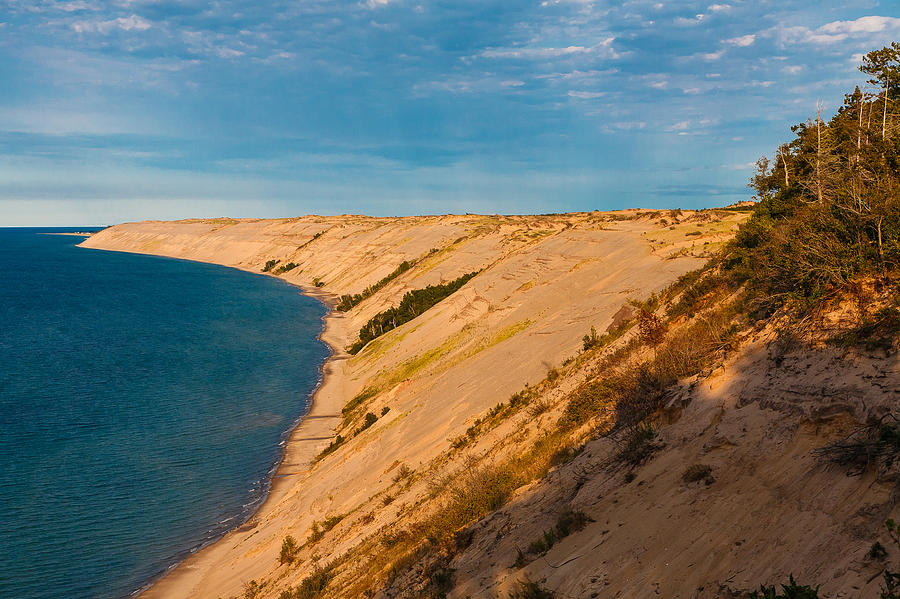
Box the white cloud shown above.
[703,50,724,60]
[567,90,605,99]
[479,37,619,60]
[214,47,245,59]
[771,16,900,46]
[675,14,705,26]
[726,34,755,47]
[819,15,900,35]
[707,4,730,12]
[71,14,150,33]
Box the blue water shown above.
[0,229,329,599]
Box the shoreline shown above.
[138,278,350,598]
[140,283,347,598]
[142,271,350,598]
[73,242,351,598]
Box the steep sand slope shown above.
[445,332,900,598]
[80,211,744,598]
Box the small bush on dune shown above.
[554,509,591,536]
[424,462,521,541]
[619,424,659,466]
[749,575,820,598]
[280,535,299,565]
[273,262,299,275]
[681,464,715,485]
[281,564,334,599]
[509,579,555,599]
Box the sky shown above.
[1,1,899,225]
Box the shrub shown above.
[381,406,391,416]
[336,259,414,311]
[510,579,555,599]
[285,564,334,599]
[527,530,557,555]
[262,259,280,272]
[357,412,378,434]
[582,326,600,350]
[244,580,262,599]
[518,510,591,563]
[554,509,591,536]
[392,463,413,483]
[316,435,344,461]
[342,388,378,420]
[681,464,715,485]
[748,575,820,598]
[280,535,299,564]
[321,514,344,532]
[312,276,325,287]
[619,424,659,466]
[307,521,323,544]
[869,541,888,561]
[423,462,520,541]
[348,271,481,354]
[274,262,299,275]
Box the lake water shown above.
[0,228,329,598]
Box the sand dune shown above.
[78,209,899,598]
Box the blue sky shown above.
[1,1,898,224]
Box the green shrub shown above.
[749,575,820,598]
[356,412,377,434]
[348,271,481,354]
[283,564,334,599]
[316,435,344,460]
[307,521,323,544]
[619,424,659,466]
[280,535,299,564]
[262,259,280,272]
[273,262,299,275]
[336,260,414,311]
[582,326,600,350]
[342,388,378,420]
[392,463,413,483]
[869,541,888,561]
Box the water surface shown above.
[0,228,328,598]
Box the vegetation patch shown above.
[681,463,715,485]
[348,271,480,354]
[336,259,415,312]
[278,564,335,599]
[748,575,820,599]
[273,262,299,275]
